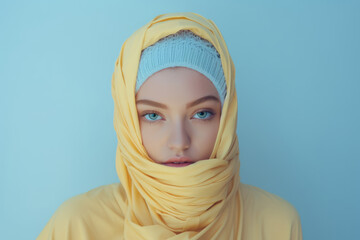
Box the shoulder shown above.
[240,183,299,220]
[64,183,126,212]
[55,183,127,219]
[37,183,127,240]
[240,183,302,240]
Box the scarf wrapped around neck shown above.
[111,12,242,239]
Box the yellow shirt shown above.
[37,182,302,240]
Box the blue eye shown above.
[193,111,213,119]
[144,112,162,121]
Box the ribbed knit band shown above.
[135,30,227,106]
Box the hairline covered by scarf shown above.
[111,12,242,239]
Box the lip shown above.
[162,157,195,167]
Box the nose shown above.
[167,119,190,154]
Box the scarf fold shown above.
[111,12,242,239]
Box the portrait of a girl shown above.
[37,12,302,240]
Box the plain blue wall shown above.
[1,0,359,239]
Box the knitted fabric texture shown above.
[136,30,227,105]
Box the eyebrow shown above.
[136,95,220,109]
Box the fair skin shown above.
[135,66,221,167]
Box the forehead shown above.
[135,67,219,102]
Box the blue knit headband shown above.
[135,30,227,106]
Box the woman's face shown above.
[136,67,222,167]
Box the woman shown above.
[37,12,302,239]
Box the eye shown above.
[143,112,163,121]
[193,111,214,120]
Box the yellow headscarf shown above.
[111,12,242,239]
[37,11,302,240]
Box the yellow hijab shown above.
[37,12,302,240]
[111,12,242,239]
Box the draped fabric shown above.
[111,12,242,239]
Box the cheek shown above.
[191,120,220,158]
[139,123,163,159]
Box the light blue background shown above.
[1,0,359,239]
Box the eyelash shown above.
[141,110,215,123]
